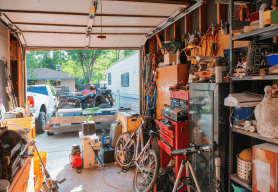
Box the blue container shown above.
[231,182,248,192]
[233,107,252,125]
[266,55,278,66]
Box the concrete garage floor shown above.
[36,131,135,192]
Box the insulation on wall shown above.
[206,0,217,28]
[191,8,199,33]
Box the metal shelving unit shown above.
[232,24,278,41]
[228,0,278,191]
[231,74,278,80]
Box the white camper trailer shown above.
[107,51,139,112]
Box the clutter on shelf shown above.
[237,148,252,181]
[255,85,278,138]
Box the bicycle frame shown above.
[120,118,153,171]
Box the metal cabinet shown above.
[189,83,230,192]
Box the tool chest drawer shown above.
[155,119,175,138]
[159,130,174,147]
[170,90,189,100]
[158,140,173,156]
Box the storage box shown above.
[99,145,115,164]
[253,143,278,192]
[117,111,141,133]
[271,10,278,24]
[164,53,177,65]
[264,10,271,26]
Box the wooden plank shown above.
[156,34,164,55]
[0,9,168,18]
[23,49,26,107]
[9,158,32,192]
[199,4,207,33]
[49,115,117,125]
[21,31,146,35]
[232,128,278,145]
[7,31,11,110]
[164,27,170,53]
[148,36,156,54]
[17,40,23,107]
[217,3,225,25]
[139,48,143,114]
[230,174,252,191]
[273,0,277,43]
[25,47,139,51]
[100,0,190,5]
[13,22,156,28]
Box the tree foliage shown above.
[26,50,136,84]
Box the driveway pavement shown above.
[36,131,134,192]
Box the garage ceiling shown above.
[0,0,191,50]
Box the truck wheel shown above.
[35,112,46,134]
[98,103,112,108]
[47,131,54,136]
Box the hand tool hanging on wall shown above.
[3,61,18,109]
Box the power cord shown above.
[90,144,123,192]
[102,165,123,192]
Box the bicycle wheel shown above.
[133,149,160,192]
[114,132,136,168]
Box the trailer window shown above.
[121,72,129,87]
[108,73,111,85]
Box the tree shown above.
[66,50,103,83]
[26,50,137,85]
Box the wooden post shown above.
[273,0,277,43]
[199,4,207,33]
[17,41,23,107]
[156,32,164,55]
[164,27,170,53]
[148,36,156,55]
[7,31,11,111]
[139,48,143,114]
[217,3,225,25]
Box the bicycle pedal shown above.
[118,166,129,174]
[180,177,192,185]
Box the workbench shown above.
[8,157,34,192]
[4,117,35,151]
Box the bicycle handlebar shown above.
[170,143,216,157]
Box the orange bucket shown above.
[33,151,47,180]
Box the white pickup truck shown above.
[27,84,57,134]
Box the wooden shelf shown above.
[230,174,252,191]
[232,24,278,41]
[231,74,278,81]
[232,128,278,145]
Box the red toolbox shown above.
[170,90,189,100]
[156,116,190,191]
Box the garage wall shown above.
[0,25,9,111]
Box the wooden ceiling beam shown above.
[0,9,168,18]
[21,30,146,35]
[25,47,139,51]
[100,0,190,5]
[13,22,156,28]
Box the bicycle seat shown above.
[149,130,160,138]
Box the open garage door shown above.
[0,0,203,50]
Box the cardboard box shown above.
[253,143,278,192]
[164,53,177,65]
[117,111,141,133]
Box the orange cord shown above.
[102,166,124,192]
[234,5,250,21]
